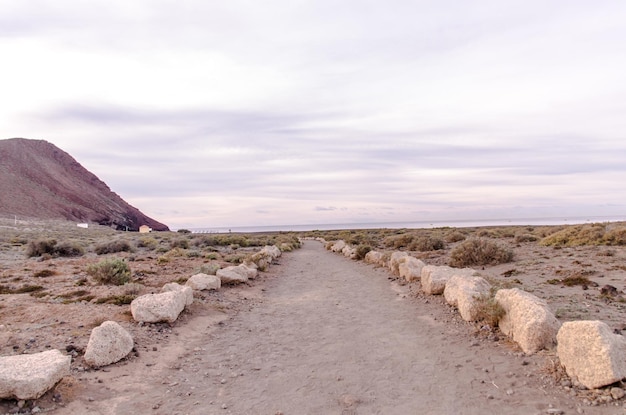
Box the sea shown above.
[187,215,626,234]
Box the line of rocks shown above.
[0,245,283,401]
[323,238,626,394]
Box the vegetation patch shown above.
[95,240,133,255]
[540,223,626,247]
[95,294,136,305]
[33,269,57,278]
[0,284,44,294]
[26,239,85,258]
[87,258,131,285]
[448,238,513,267]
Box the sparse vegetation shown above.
[86,258,131,285]
[355,244,372,260]
[449,238,513,267]
[26,239,84,257]
[95,239,133,255]
[33,269,56,278]
[540,223,626,247]
[472,291,505,327]
[409,236,444,252]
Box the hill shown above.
[0,138,169,231]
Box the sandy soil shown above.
[2,223,626,414]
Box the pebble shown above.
[221,403,228,409]
[610,387,625,400]
[546,409,564,414]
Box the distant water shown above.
[188,215,625,234]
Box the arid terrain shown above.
[1,218,626,414]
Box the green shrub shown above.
[87,258,131,285]
[472,293,505,327]
[95,240,132,255]
[177,229,192,234]
[449,238,513,267]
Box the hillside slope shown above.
[0,138,169,231]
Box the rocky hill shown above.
[0,138,169,231]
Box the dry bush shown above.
[95,239,132,255]
[170,238,190,249]
[409,236,444,252]
[137,236,158,250]
[26,239,57,257]
[87,258,131,285]
[384,233,414,249]
[197,263,220,275]
[355,245,372,260]
[472,293,505,327]
[444,231,466,243]
[540,223,616,246]
[33,269,56,278]
[26,239,84,257]
[514,233,538,243]
[449,238,513,267]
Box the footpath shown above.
[64,240,605,415]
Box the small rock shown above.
[546,409,564,414]
[611,387,625,400]
[221,403,228,409]
[506,389,514,395]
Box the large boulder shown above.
[557,320,626,389]
[161,282,194,306]
[443,275,492,321]
[0,350,71,400]
[130,290,188,323]
[421,265,477,295]
[398,257,425,282]
[217,267,249,284]
[495,288,560,354]
[389,251,410,275]
[185,273,221,291]
[260,245,282,259]
[364,250,384,266]
[83,321,134,368]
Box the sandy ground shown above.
[54,241,619,414]
[2,222,626,414]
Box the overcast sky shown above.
[2,1,626,229]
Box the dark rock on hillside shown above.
[0,138,169,231]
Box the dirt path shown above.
[62,241,605,415]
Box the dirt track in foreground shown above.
[62,241,609,415]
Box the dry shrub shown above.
[170,238,190,249]
[540,223,624,247]
[87,258,131,285]
[449,238,513,267]
[95,240,132,255]
[514,233,538,243]
[384,233,414,249]
[355,245,372,260]
[472,293,505,327]
[409,236,444,252]
[26,239,57,257]
[444,231,466,243]
[137,236,158,250]
[33,269,56,278]
[26,239,84,257]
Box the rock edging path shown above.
[63,241,600,415]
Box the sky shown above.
[2,1,626,229]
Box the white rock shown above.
[421,265,477,295]
[0,350,71,400]
[342,245,357,259]
[131,290,188,323]
[330,240,346,253]
[398,257,425,282]
[364,250,383,265]
[495,288,560,354]
[217,267,249,284]
[260,245,282,259]
[557,320,626,389]
[161,282,194,306]
[234,264,258,280]
[388,251,409,275]
[443,275,492,321]
[185,273,221,291]
[83,321,134,368]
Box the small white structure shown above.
[139,225,152,233]
[77,223,89,229]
